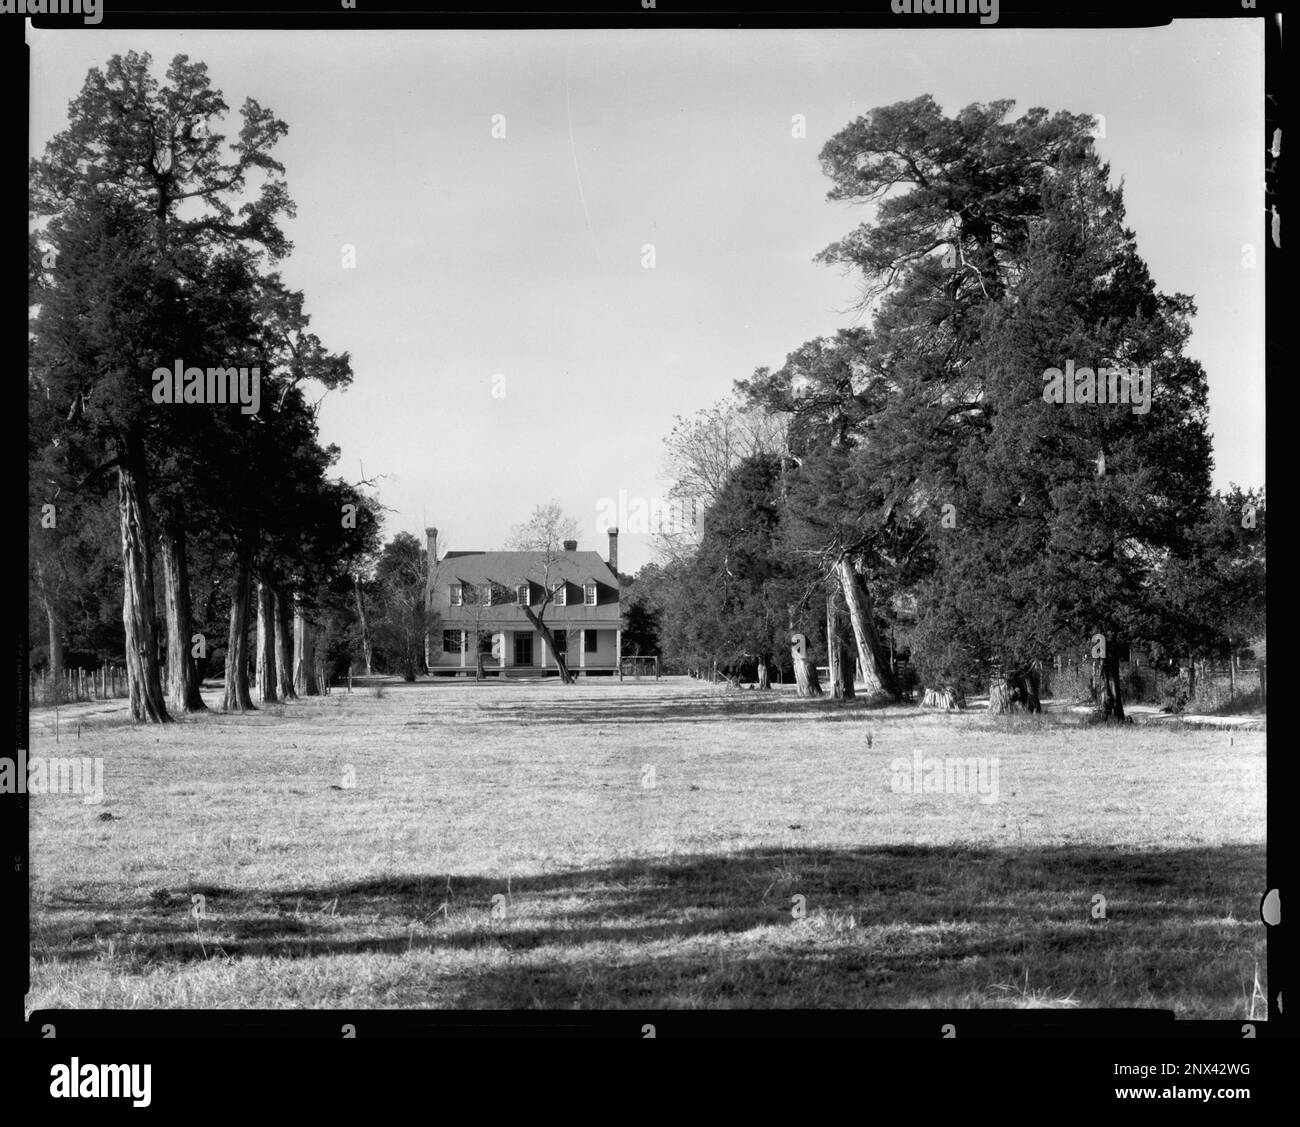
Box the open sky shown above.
[30,23,1265,575]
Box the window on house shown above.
[517,584,530,606]
[584,583,597,606]
[482,585,493,606]
[450,584,462,607]
[554,584,566,607]
[477,631,494,654]
[553,630,567,655]
[584,629,598,653]
[443,630,463,654]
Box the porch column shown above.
[460,630,467,668]
[539,631,546,669]
[579,628,586,674]
[616,627,622,680]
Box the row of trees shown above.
[636,96,1265,717]
[29,52,388,720]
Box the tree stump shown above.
[921,686,965,710]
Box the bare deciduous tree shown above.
[506,501,582,683]
[655,397,787,563]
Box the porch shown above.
[429,625,622,677]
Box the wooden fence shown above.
[28,666,129,707]
[1047,658,1265,709]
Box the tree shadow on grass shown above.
[33,842,1265,1010]
[464,697,909,726]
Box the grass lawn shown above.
[26,677,1266,1014]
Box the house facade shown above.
[424,527,623,676]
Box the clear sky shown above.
[30,23,1265,575]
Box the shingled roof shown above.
[433,550,617,585]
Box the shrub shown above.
[1161,670,1190,714]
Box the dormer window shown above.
[482,585,493,606]
[517,584,530,606]
[450,584,463,607]
[554,584,567,607]
[584,583,597,606]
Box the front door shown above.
[514,633,534,666]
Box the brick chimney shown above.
[425,528,438,602]
[423,527,438,668]
[607,527,619,573]
[562,539,578,552]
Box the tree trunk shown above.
[223,540,256,712]
[117,459,170,723]
[274,586,297,699]
[521,607,573,683]
[159,528,207,714]
[50,612,65,706]
[46,602,65,705]
[1094,653,1126,721]
[255,574,277,703]
[836,556,894,702]
[293,599,319,696]
[1021,663,1042,713]
[314,644,330,695]
[826,586,856,700]
[791,637,824,698]
[353,576,373,675]
[989,674,1013,713]
[989,666,1040,714]
[36,564,64,707]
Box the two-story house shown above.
[424,527,623,677]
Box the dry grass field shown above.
[26,678,1266,1014]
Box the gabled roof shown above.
[433,550,617,586]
